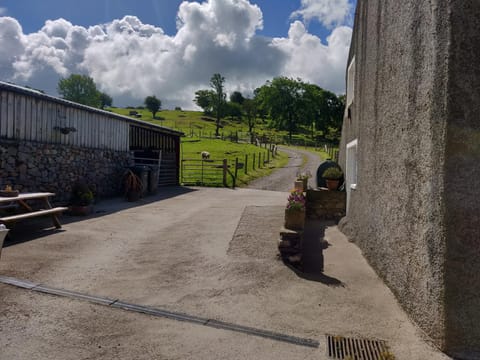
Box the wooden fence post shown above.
[253,153,256,170]
[223,159,228,187]
[245,154,248,174]
[267,149,270,163]
[258,152,261,168]
[234,158,238,188]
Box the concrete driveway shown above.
[0,187,450,359]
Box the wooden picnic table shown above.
[0,192,68,229]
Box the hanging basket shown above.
[284,208,305,230]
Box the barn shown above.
[0,81,183,202]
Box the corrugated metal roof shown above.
[0,81,184,137]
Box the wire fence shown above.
[181,145,278,187]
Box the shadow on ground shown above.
[285,219,344,287]
[4,186,196,247]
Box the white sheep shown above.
[201,151,210,160]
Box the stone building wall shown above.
[0,139,131,203]
[339,1,480,357]
[338,0,449,352]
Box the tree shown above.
[229,91,245,105]
[256,77,305,141]
[144,95,161,118]
[57,74,101,107]
[210,73,227,137]
[194,89,214,114]
[99,92,113,109]
[226,102,243,121]
[243,98,257,133]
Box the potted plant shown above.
[69,181,94,215]
[296,170,312,191]
[122,169,144,202]
[322,167,343,191]
[284,189,306,230]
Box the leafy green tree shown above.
[57,74,101,107]
[229,91,245,105]
[210,73,226,137]
[243,98,257,133]
[99,92,113,109]
[256,77,304,141]
[226,102,243,121]
[194,89,214,114]
[144,95,161,118]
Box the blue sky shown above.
[0,0,356,108]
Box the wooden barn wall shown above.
[0,90,129,151]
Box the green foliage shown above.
[70,181,94,206]
[194,89,214,114]
[254,77,345,142]
[229,91,245,105]
[322,167,343,180]
[99,92,113,109]
[243,98,257,133]
[255,77,304,141]
[210,73,227,137]
[144,95,161,118]
[226,101,243,121]
[57,74,101,108]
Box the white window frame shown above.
[346,57,355,107]
[346,139,358,213]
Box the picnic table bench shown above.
[0,192,68,229]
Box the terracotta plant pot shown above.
[326,179,340,191]
[69,205,93,216]
[284,209,305,230]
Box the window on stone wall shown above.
[346,57,355,107]
[346,139,358,213]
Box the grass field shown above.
[181,138,289,187]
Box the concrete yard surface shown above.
[0,187,451,359]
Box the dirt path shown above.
[246,146,323,191]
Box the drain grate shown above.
[326,335,393,360]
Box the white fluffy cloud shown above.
[0,0,353,109]
[291,0,353,28]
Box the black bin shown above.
[148,165,160,194]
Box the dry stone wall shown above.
[0,139,131,203]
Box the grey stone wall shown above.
[0,139,131,203]
[306,189,346,221]
[339,1,480,356]
[339,0,450,351]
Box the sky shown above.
[0,0,356,109]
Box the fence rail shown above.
[181,146,278,188]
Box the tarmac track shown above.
[246,146,323,191]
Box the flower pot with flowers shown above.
[322,167,343,191]
[69,181,94,216]
[284,189,306,230]
[295,170,312,191]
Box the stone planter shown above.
[284,209,305,230]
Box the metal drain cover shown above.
[326,335,393,359]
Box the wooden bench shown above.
[0,207,68,229]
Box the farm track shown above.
[246,146,323,192]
